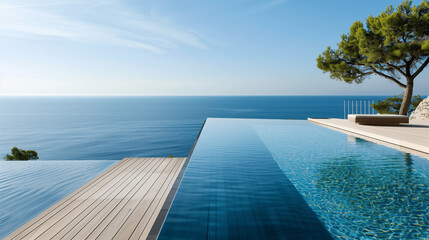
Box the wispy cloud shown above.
[0,0,208,53]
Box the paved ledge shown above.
[308,118,429,155]
[5,157,186,240]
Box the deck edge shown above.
[308,118,429,156]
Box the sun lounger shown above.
[348,114,409,125]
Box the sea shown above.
[0,96,389,160]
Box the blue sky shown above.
[0,0,427,96]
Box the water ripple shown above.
[0,160,117,239]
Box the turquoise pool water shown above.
[0,160,117,239]
[158,119,428,239]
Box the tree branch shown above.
[408,56,417,66]
[342,60,366,67]
[369,66,407,88]
[386,62,407,77]
[374,62,390,71]
[412,57,429,79]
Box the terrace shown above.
[6,118,429,239]
[309,118,429,156]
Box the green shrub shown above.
[371,95,423,115]
[4,147,39,161]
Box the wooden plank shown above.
[59,158,166,240]
[33,158,158,239]
[110,157,184,239]
[48,158,161,240]
[5,158,137,240]
[26,158,150,239]
[5,157,187,240]
[85,158,175,239]
[128,157,186,240]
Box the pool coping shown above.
[308,118,429,158]
[147,119,207,240]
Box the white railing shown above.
[344,100,376,119]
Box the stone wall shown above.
[410,97,429,120]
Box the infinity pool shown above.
[158,119,428,239]
[0,160,117,239]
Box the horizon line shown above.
[0,94,400,97]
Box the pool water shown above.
[158,119,428,239]
[0,160,117,239]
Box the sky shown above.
[0,0,427,96]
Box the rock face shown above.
[410,97,429,120]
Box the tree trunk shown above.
[399,81,413,116]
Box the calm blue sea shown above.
[0,96,388,160]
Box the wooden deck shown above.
[5,157,187,240]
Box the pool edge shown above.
[308,118,429,158]
[147,119,207,240]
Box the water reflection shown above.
[404,153,413,174]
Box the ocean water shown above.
[0,96,388,160]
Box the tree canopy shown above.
[317,0,429,115]
[4,147,39,161]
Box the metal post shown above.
[364,100,366,114]
[344,100,346,119]
[351,101,354,114]
[363,100,368,114]
[348,100,350,117]
[368,100,371,114]
[367,100,369,114]
[356,100,358,114]
[360,100,362,114]
[366,100,368,114]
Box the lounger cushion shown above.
[348,114,409,125]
